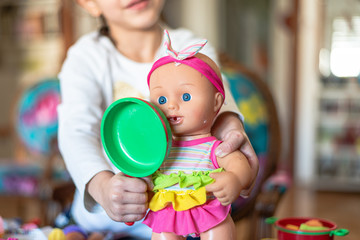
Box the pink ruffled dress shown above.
[143,136,231,237]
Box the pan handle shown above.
[330,229,349,237]
[265,216,278,225]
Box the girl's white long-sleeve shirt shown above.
[58,28,241,234]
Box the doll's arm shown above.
[205,150,252,206]
[211,112,259,197]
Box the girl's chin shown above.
[125,14,160,30]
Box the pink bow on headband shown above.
[148,30,225,99]
[164,29,207,61]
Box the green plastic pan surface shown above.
[101,97,172,177]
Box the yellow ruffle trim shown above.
[149,187,207,212]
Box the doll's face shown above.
[79,0,165,30]
[149,63,223,137]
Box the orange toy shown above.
[285,224,299,230]
[66,231,86,240]
[305,219,323,227]
[87,232,105,240]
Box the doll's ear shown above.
[214,92,224,113]
[76,0,102,17]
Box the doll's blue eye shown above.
[158,96,167,104]
[182,93,191,101]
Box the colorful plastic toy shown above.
[101,97,172,226]
[267,217,349,240]
[0,216,4,237]
[48,228,66,240]
[101,97,172,178]
[16,79,60,154]
[87,232,105,240]
[63,225,87,240]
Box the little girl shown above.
[143,30,253,240]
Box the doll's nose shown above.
[167,99,179,110]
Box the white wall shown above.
[268,0,293,166]
[180,0,222,49]
[164,0,222,49]
[295,0,322,184]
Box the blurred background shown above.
[0,0,359,239]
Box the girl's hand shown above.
[87,171,152,222]
[205,171,243,206]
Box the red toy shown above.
[267,217,349,240]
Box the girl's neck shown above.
[173,133,212,142]
[109,24,163,63]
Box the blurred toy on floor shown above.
[0,215,106,240]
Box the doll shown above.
[142,30,252,240]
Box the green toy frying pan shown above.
[101,97,172,178]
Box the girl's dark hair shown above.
[98,14,116,45]
[99,15,110,37]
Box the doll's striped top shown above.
[157,136,221,191]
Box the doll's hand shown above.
[205,171,243,206]
[87,171,152,222]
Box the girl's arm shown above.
[205,150,252,206]
[58,37,151,221]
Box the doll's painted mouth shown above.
[167,116,183,125]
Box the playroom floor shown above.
[235,185,360,240]
[1,185,359,239]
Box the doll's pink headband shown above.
[147,30,225,99]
